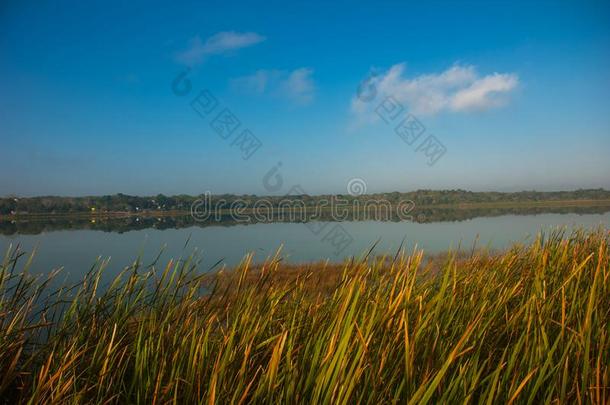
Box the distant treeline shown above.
[1,189,610,215]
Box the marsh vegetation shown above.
[0,228,608,403]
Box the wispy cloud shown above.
[232,68,315,105]
[176,31,266,66]
[450,73,518,110]
[351,63,518,123]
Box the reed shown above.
[0,228,608,403]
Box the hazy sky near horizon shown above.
[1,0,609,197]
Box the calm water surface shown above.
[1,212,608,282]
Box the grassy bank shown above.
[1,229,609,403]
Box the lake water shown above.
[1,211,609,282]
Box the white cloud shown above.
[232,68,315,104]
[450,73,519,111]
[351,63,518,123]
[176,31,265,65]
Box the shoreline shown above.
[2,198,610,221]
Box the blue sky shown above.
[1,0,609,196]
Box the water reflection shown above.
[1,210,608,285]
[2,205,609,236]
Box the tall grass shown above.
[1,228,608,403]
